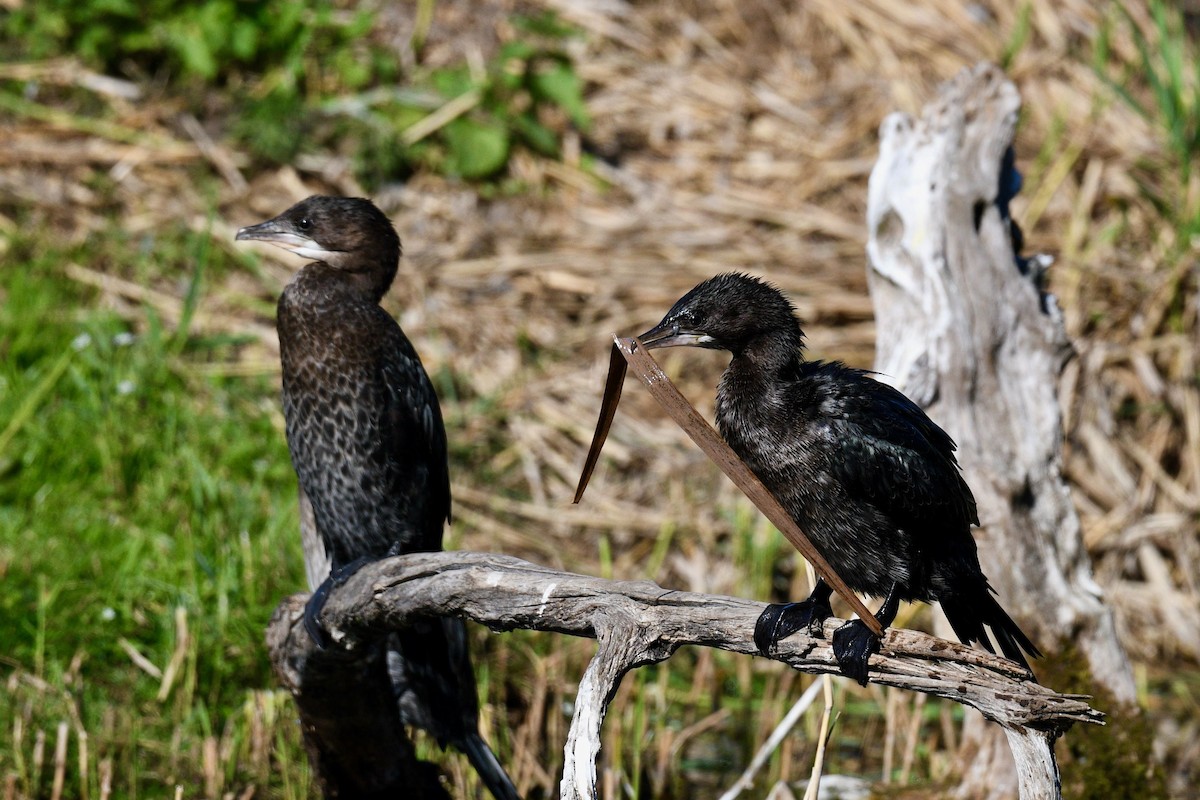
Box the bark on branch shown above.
[267,550,1102,800]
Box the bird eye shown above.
[297,218,312,230]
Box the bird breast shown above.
[277,289,419,567]
[715,363,917,598]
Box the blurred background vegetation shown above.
[0,0,1197,798]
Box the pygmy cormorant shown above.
[236,196,519,800]
[638,272,1040,685]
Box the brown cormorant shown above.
[236,196,519,799]
[638,272,1039,685]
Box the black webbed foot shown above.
[829,582,900,686]
[754,580,834,655]
[831,619,881,686]
[304,556,372,648]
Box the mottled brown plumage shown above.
[236,196,518,800]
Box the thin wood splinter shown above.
[574,335,884,636]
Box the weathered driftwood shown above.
[266,551,1102,800]
[865,62,1135,799]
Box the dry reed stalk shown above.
[156,606,189,702]
[76,730,88,800]
[719,678,823,800]
[31,729,45,798]
[97,759,111,800]
[801,676,834,800]
[116,638,161,680]
[50,722,67,800]
[882,687,898,784]
[898,691,926,785]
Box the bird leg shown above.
[754,579,835,654]
[831,583,900,686]
[304,557,373,648]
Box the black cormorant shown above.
[236,196,519,799]
[638,272,1039,685]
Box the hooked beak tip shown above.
[637,325,715,351]
[635,327,670,350]
[233,223,311,251]
[234,223,275,243]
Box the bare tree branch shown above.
[267,550,1102,800]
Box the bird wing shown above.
[379,337,452,547]
[821,374,979,529]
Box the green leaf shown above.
[443,117,510,178]
[432,66,474,99]
[269,2,306,45]
[512,11,580,40]
[530,61,589,129]
[388,105,429,130]
[93,0,138,16]
[169,20,217,80]
[334,49,371,90]
[347,10,375,38]
[229,20,259,62]
[499,40,536,62]
[512,113,560,157]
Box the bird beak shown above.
[235,218,304,247]
[235,219,339,262]
[637,319,717,350]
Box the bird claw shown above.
[831,619,882,686]
[303,582,334,649]
[303,557,372,649]
[754,597,832,655]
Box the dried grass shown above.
[4,0,1198,794]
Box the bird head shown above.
[638,273,803,356]
[236,196,401,296]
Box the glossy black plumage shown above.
[236,196,518,800]
[639,273,1039,685]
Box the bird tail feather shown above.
[390,624,522,799]
[458,732,522,800]
[943,585,1040,672]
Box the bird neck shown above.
[294,260,395,306]
[716,330,811,471]
[720,331,805,420]
[349,267,396,303]
[733,327,804,373]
